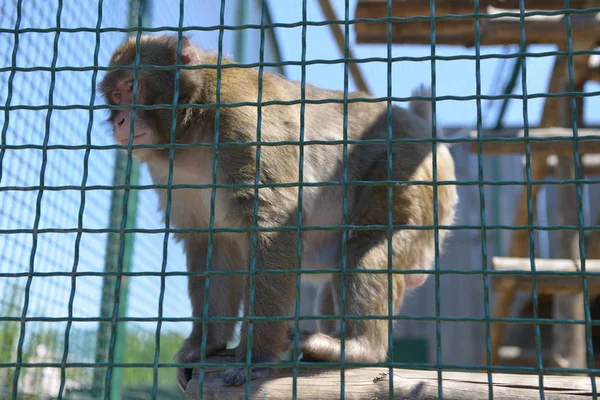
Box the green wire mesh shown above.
[1,0,600,399]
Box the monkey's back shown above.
[253,73,445,279]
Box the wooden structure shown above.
[184,352,598,399]
[353,0,600,373]
[465,125,600,367]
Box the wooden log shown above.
[354,6,599,46]
[184,353,598,399]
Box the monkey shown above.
[99,35,458,390]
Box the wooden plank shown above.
[493,257,600,271]
[184,353,598,399]
[492,276,600,294]
[354,7,599,46]
[492,257,600,294]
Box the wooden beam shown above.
[354,5,599,46]
[355,0,592,19]
[318,0,371,94]
[467,127,600,139]
[184,354,599,399]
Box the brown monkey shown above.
[99,35,458,389]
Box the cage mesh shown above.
[1,0,599,399]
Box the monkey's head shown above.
[99,35,203,162]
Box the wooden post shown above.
[587,215,600,260]
[543,39,593,371]
[490,285,517,365]
[317,0,371,94]
[508,154,549,259]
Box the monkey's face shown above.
[99,35,199,162]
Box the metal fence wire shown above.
[1,0,599,399]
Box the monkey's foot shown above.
[222,367,276,387]
[175,343,227,391]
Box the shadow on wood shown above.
[184,351,598,399]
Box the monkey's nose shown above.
[116,117,126,127]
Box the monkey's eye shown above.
[111,91,121,105]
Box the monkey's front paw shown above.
[222,367,275,387]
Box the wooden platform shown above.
[184,353,598,399]
[354,0,599,46]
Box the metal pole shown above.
[92,1,147,398]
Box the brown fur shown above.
[99,35,458,389]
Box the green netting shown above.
[1,1,600,400]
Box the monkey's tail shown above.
[408,83,433,125]
[299,332,388,364]
[408,83,458,145]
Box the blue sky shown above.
[0,0,599,357]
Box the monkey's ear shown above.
[179,36,201,65]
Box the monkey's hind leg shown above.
[299,230,405,364]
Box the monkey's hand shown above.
[175,337,227,392]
